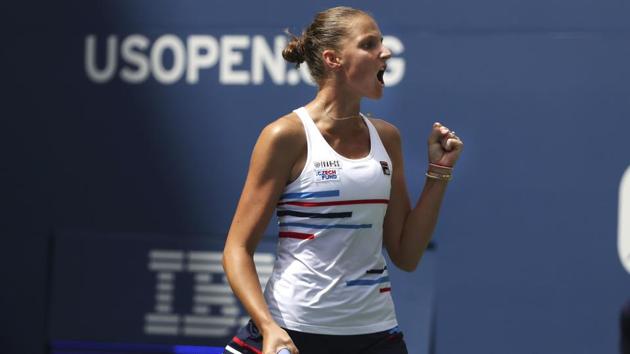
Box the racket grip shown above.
[277,349,291,354]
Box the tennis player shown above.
[222,6,463,354]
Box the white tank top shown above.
[263,107,398,335]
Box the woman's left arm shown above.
[380,121,463,271]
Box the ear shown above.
[322,49,342,70]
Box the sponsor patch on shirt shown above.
[313,160,342,182]
[315,168,340,182]
[314,160,341,169]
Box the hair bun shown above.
[282,32,305,66]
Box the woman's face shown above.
[338,15,392,99]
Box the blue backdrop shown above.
[2,1,630,353]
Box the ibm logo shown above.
[144,250,274,337]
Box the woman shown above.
[222,6,463,354]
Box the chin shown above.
[367,89,384,100]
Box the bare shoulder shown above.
[368,117,402,148]
[260,112,305,146]
[253,112,306,167]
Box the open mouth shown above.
[377,67,386,85]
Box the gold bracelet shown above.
[425,171,452,181]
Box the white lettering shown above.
[152,35,186,84]
[220,35,250,85]
[252,35,286,85]
[120,35,150,83]
[187,35,219,84]
[299,64,316,86]
[383,36,405,86]
[84,34,406,86]
[85,35,117,83]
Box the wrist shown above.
[426,163,453,182]
[428,162,453,174]
[425,171,452,182]
[258,318,280,336]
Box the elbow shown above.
[393,258,419,272]
[222,243,253,272]
[402,265,417,272]
[387,249,422,272]
[221,248,229,273]
[398,263,418,273]
[222,244,236,273]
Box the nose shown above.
[380,45,392,61]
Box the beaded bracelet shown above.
[425,171,453,182]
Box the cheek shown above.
[347,61,372,81]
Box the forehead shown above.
[346,15,381,41]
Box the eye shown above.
[361,40,375,49]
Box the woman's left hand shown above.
[427,122,464,167]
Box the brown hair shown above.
[283,6,370,84]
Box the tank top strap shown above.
[293,107,327,151]
[361,114,391,164]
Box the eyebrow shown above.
[360,34,383,42]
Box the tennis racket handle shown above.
[277,349,291,354]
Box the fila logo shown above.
[380,161,391,175]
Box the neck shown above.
[307,85,362,124]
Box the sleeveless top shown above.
[263,107,398,335]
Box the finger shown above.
[282,341,299,354]
[429,122,448,144]
[440,131,455,150]
[439,127,453,144]
[444,138,453,151]
[446,137,464,151]
[428,122,442,143]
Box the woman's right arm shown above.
[222,115,304,354]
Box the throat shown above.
[321,129,371,159]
